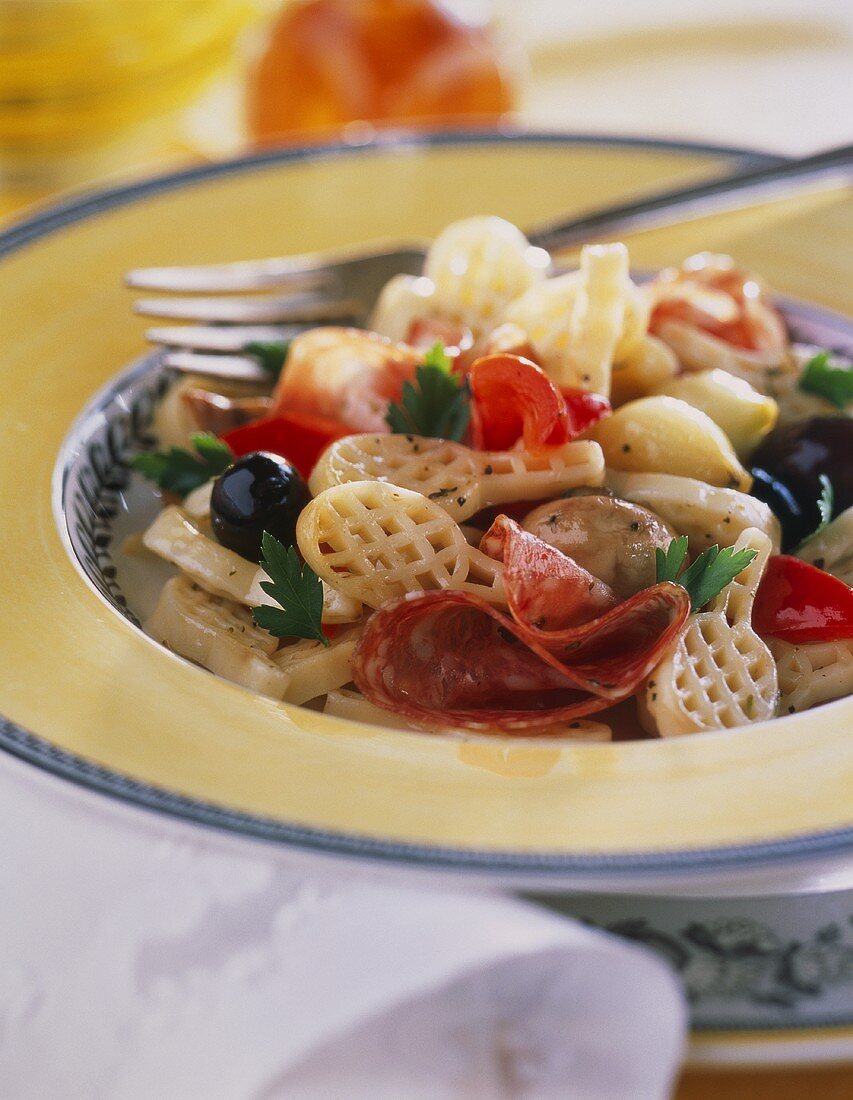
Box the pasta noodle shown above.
[640,528,779,736]
[308,433,604,523]
[769,637,853,714]
[296,480,506,608]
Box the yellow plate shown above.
[1,133,852,879]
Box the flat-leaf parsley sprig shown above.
[656,536,758,611]
[252,532,329,646]
[798,350,853,410]
[386,342,471,441]
[130,432,233,498]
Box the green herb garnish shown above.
[251,532,328,646]
[130,432,233,498]
[796,474,834,550]
[799,350,853,410]
[655,535,758,611]
[385,342,471,441]
[246,339,290,379]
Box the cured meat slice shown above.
[480,514,616,630]
[352,579,690,732]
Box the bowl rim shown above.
[4,127,853,881]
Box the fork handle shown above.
[527,143,853,254]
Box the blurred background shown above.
[1,0,851,219]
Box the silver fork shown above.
[127,142,853,383]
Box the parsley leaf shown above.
[246,339,290,379]
[385,342,471,441]
[656,537,758,611]
[799,350,853,409]
[130,432,233,497]
[796,474,834,550]
[251,532,329,646]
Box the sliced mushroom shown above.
[522,494,676,598]
[180,388,272,436]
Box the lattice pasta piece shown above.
[142,505,362,623]
[309,434,604,522]
[606,470,781,554]
[296,480,505,608]
[795,506,853,587]
[639,528,779,737]
[504,243,640,395]
[145,575,291,698]
[272,630,361,705]
[423,216,547,336]
[768,637,853,714]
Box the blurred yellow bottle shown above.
[0,0,257,188]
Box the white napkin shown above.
[0,755,686,1100]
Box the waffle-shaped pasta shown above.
[423,216,547,335]
[639,528,779,737]
[504,243,639,395]
[796,507,853,587]
[768,637,853,714]
[606,470,781,554]
[297,480,505,608]
[142,505,362,623]
[145,575,291,698]
[308,434,604,523]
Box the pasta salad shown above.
[127,217,853,740]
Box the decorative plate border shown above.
[3,130,853,883]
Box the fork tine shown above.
[126,258,336,294]
[145,324,302,351]
[134,293,362,324]
[162,351,270,382]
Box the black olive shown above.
[749,467,810,551]
[211,452,311,562]
[751,416,853,520]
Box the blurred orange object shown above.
[246,0,515,142]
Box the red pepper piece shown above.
[560,387,611,436]
[469,354,570,450]
[221,412,351,480]
[753,555,853,644]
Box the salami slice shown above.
[480,514,616,630]
[352,580,690,732]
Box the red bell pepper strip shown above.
[560,387,611,437]
[753,555,853,644]
[469,354,570,450]
[221,412,350,480]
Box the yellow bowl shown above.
[1,133,851,884]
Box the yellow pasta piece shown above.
[145,575,291,699]
[768,637,853,714]
[606,470,781,553]
[308,433,604,523]
[654,319,796,394]
[651,369,778,459]
[610,334,679,406]
[506,244,638,395]
[273,630,360,705]
[142,505,362,623]
[795,506,853,586]
[639,529,779,737]
[296,480,505,608]
[589,396,752,491]
[424,216,548,335]
[369,273,437,342]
